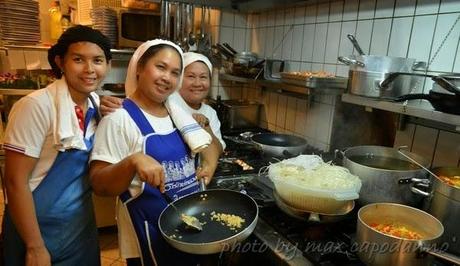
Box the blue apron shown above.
[3,107,100,266]
[120,99,199,266]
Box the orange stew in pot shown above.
[369,222,423,240]
[438,175,460,188]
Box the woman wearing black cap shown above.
[2,25,111,266]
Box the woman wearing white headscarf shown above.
[89,40,205,266]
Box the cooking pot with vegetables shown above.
[338,145,429,206]
[412,167,460,255]
[357,203,460,266]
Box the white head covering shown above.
[183,52,213,76]
[125,39,184,97]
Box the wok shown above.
[158,189,258,255]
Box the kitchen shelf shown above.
[219,73,345,97]
[341,93,460,129]
[2,45,134,55]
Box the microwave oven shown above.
[118,9,173,48]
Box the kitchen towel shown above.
[47,77,98,151]
[125,39,211,154]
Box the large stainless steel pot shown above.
[338,54,425,99]
[339,145,429,206]
[418,167,460,255]
[357,203,460,266]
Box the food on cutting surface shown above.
[211,211,245,231]
[282,71,335,79]
[438,175,460,188]
[369,222,423,240]
[269,155,361,190]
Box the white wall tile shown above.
[388,17,412,57]
[259,11,267,27]
[411,125,438,167]
[415,0,440,15]
[305,4,318,24]
[369,18,391,55]
[325,22,342,63]
[375,0,395,18]
[323,64,337,75]
[337,65,349,77]
[430,13,460,72]
[301,62,312,71]
[312,23,328,62]
[285,8,295,26]
[294,6,306,25]
[282,25,294,61]
[291,25,304,60]
[248,13,258,28]
[317,2,330,23]
[311,63,324,71]
[439,0,460,13]
[272,26,284,60]
[219,27,233,44]
[233,28,247,52]
[408,15,437,63]
[254,28,266,56]
[267,11,276,27]
[221,11,234,27]
[343,0,359,21]
[301,24,316,61]
[265,27,275,58]
[355,20,373,55]
[288,62,300,71]
[315,104,334,143]
[338,21,357,57]
[275,8,285,26]
[234,13,247,28]
[295,99,308,136]
[245,28,251,51]
[432,130,460,167]
[358,0,376,20]
[329,1,344,22]
[394,0,416,17]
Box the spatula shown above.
[162,193,203,231]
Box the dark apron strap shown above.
[122,99,155,136]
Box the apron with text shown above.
[120,99,199,266]
[3,107,100,266]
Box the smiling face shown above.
[56,42,110,99]
[136,47,182,104]
[179,61,211,109]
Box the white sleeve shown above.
[90,111,135,164]
[207,108,226,150]
[3,96,51,158]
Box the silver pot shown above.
[420,167,460,255]
[338,55,425,99]
[357,203,460,266]
[339,145,429,206]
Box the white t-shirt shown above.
[3,89,97,192]
[90,107,175,259]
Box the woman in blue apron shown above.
[90,40,218,266]
[2,26,112,266]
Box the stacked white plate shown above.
[91,7,117,48]
[0,0,40,45]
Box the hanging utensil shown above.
[347,34,365,56]
[187,4,196,51]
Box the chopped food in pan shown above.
[181,214,201,226]
[211,211,245,231]
[438,175,460,188]
[369,222,423,240]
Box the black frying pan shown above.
[158,189,258,255]
[251,133,308,158]
[394,90,460,115]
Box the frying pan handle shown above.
[393,93,431,102]
[379,72,434,89]
[419,246,460,265]
[338,56,365,67]
[432,76,460,95]
[199,178,206,192]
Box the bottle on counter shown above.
[49,1,63,41]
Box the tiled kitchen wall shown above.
[215,0,460,166]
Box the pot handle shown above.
[412,61,427,71]
[393,93,431,102]
[334,149,345,160]
[337,56,365,67]
[419,246,460,265]
[379,72,434,89]
[410,184,432,197]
